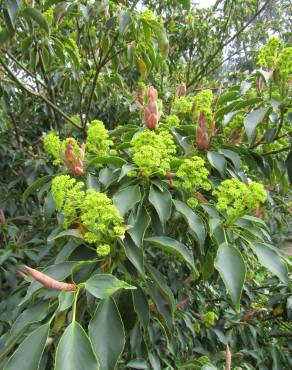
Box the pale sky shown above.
[196,0,216,8]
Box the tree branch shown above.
[0,56,83,131]
[187,0,272,89]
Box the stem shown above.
[72,288,80,322]
[0,56,83,131]
[84,33,120,126]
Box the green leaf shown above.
[123,237,144,276]
[7,0,20,27]
[4,323,49,370]
[145,236,196,271]
[146,264,175,309]
[251,243,289,284]
[89,298,125,370]
[214,243,246,311]
[55,321,98,370]
[207,151,226,177]
[219,149,241,171]
[0,28,14,45]
[128,206,151,248]
[22,175,53,202]
[47,229,84,242]
[217,91,240,106]
[146,281,173,331]
[113,185,141,216]
[119,11,131,35]
[244,107,269,143]
[132,287,150,330]
[88,156,127,167]
[6,301,49,348]
[149,184,172,225]
[126,359,149,369]
[58,291,74,312]
[173,200,206,247]
[23,8,50,33]
[286,151,292,184]
[84,274,136,299]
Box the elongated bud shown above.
[144,86,161,130]
[225,344,231,370]
[175,83,186,98]
[61,140,85,176]
[196,110,216,150]
[24,266,77,291]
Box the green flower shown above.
[192,89,213,121]
[258,37,281,70]
[277,47,292,77]
[174,156,211,193]
[80,189,124,244]
[96,244,111,257]
[172,97,192,116]
[51,175,85,227]
[130,129,176,177]
[224,113,244,136]
[43,132,61,165]
[213,178,266,219]
[203,311,217,327]
[86,120,113,156]
[165,114,180,127]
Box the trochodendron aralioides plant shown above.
[1,38,292,370]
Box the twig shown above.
[0,56,83,131]
[187,0,272,89]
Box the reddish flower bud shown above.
[196,110,216,150]
[144,86,161,130]
[175,83,187,98]
[24,266,77,291]
[61,140,85,176]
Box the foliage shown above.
[0,1,291,370]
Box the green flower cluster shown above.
[213,178,266,218]
[202,311,217,327]
[96,244,111,257]
[130,129,176,176]
[164,114,180,127]
[175,156,211,192]
[51,176,124,248]
[193,89,213,121]
[51,175,85,227]
[80,189,125,244]
[86,120,113,156]
[258,37,291,76]
[140,9,156,21]
[172,97,192,116]
[224,113,244,136]
[277,47,292,77]
[43,132,61,165]
[258,37,281,70]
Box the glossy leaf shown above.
[132,287,150,330]
[23,8,50,33]
[251,243,289,284]
[85,274,136,299]
[113,185,141,216]
[4,323,49,370]
[207,151,226,177]
[89,298,125,370]
[22,175,53,202]
[214,243,246,311]
[244,107,269,142]
[173,200,206,247]
[145,236,196,270]
[149,184,172,225]
[127,205,151,248]
[55,321,98,370]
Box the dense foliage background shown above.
[0,1,291,369]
